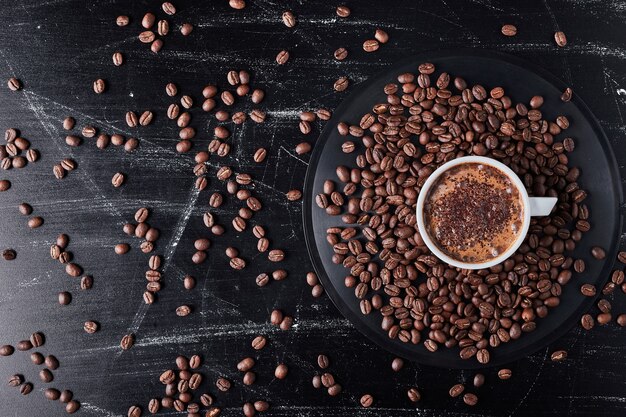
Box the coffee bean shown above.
[17,340,33,351]
[84,321,99,333]
[282,10,296,27]
[375,29,389,43]
[139,110,153,126]
[296,142,311,154]
[360,394,374,407]
[449,384,465,398]
[20,382,33,395]
[7,77,22,91]
[501,24,517,36]
[93,79,106,94]
[473,373,485,387]
[230,257,246,270]
[334,77,349,92]
[498,368,512,380]
[390,357,404,372]
[551,350,567,361]
[116,15,130,26]
[1,344,16,356]
[30,332,45,347]
[334,47,348,60]
[115,243,130,255]
[121,334,135,350]
[81,275,93,290]
[162,2,176,15]
[66,400,80,413]
[463,393,478,406]
[617,251,626,263]
[616,314,626,327]
[276,50,290,65]
[598,299,612,313]
[45,354,59,370]
[286,189,302,201]
[317,354,330,369]
[58,291,72,305]
[407,387,421,402]
[30,352,44,364]
[112,172,126,187]
[45,388,61,400]
[2,248,16,260]
[157,19,169,36]
[39,369,53,383]
[176,305,191,316]
[268,249,285,262]
[597,312,612,325]
[60,389,73,403]
[580,284,596,299]
[561,87,573,102]
[28,216,43,228]
[328,384,342,396]
[0,179,11,191]
[216,377,231,391]
[591,246,606,260]
[180,23,193,35]
[128,405,142,417]
[238,357,255,372]
[8,374,23,387]
[251,89,265,104]
[18,202,32,215]
[554,31,567,47]
[363,39,380,52]
[336,5,350,17]
[253,148,267,163]
[142,12,155,29]
[53,164,66,179]
[251,335,266,350]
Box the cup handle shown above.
[528,197,558,217]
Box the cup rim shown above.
[415,156,531,269]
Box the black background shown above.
[0,1,625,416]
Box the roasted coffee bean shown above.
[7,77,22,91]
[81,275,93,290]
[268,249,285,262]
[363,39,379,52]
[317,354,330,369]
[18,202,32,215]
[617,314,626,327]
[112,172,126,187]
[336,5,350,17]
[93,79,106,94]
[20,382,33,395]
[276,50,290,65]
[282,10,296,27]
[360,394,374,407]
[591,246,606,260]
[463,393,478,406]
[473,373,485,387]
[498,369,512,380]
[162,2,176,15]
[45,388,61,400]
[554,31,567,47]
[216,377,231,391]
[551,350,567,361]
[115,243,130,255]
[39,368,53,383]
[45,354,59,370]
[60,389,73,403]
[176,305,191,317]
[581,283,598,298]
[2,248,16,260]
[116,15,130,26]
[17,340,33,351]
[328,384,342,396]
[8,374,23,387]
[58,291,72,305]
[391,357,404,371]
[66,400,80,413]
[120,333,135,350]
[407,387,421,402]
[561,87,573,102]
[449,384,465,398]
[582,314,594,331]
[501,24,517,36]
[28,216,43,228]
[30,352,44,364]
[617,251,626,263]
[30,332,44,347]
[597,312,612,325]
[252,335,267,350]
[181,23,193,35]
[0,179,11,191]
[334,77,349,92]
[334,47,348,60]
[84,321,99,333]
[238,357,255,372]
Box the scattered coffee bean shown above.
[336,5,350,17]
[45,388,61,400]
[551,350,567,361]
[20,382,33,395]
[176,305,191,317]
[121,333,135,350]
[276,50,290,65]
[363,39,379,52]
[334,47,348,60]
[28,216,43,228]
[0,345,14,356]
[8,374,23,387]
[407,387,421,402]
[2,248,16,260]
[591,246,606,260]
[463,393,478,406]
[45,354,59,370]
[66,400,80,414]
[17,340,33,351]
[334,77,349,92]
[18,203,33,215]
[282,10,296,27]
[554,31,567,47]
[84,321,99,334]
[7,77,22,91]
[501,24,517,36]
[617,314,626,327]
[39,368,53,383]
[216,377,231,391]
[449,383,465,398]
[360,394,374,407]
[561,87,573,102]
[498,368,512,380]
[93,79,106,94]
[112,172,126,187]
[473,373,485,387]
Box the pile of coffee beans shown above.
[316,62,596,364]
[122,207,161,254]
[312,354,343,397]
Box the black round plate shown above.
[303,49,623,369]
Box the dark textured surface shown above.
[0,1,625,416]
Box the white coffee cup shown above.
[416,156,557,269]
